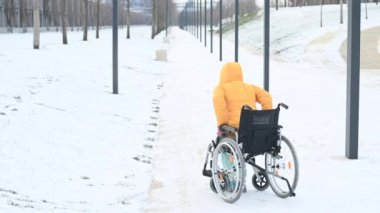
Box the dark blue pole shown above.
[346,0,361,159]
[166,0,168,36]
[196,0,199,39]
[234,0,238,62]
[113,0,118,94]
[219,0,222,61]
[200,0,202,42]
[210,0,213,53]
[205,0,207,47]
[264,0,270,91]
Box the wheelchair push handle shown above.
[278,103,289,110]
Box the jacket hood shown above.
[219,62,243,84]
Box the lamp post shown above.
[234,0,238,62]
[219,0,222,61]
[205,0,207,47]
[264,0,270,91]
[346,0,361,159]
[112,0,118,94]
[166,0,168,36]
[210,0,213,53]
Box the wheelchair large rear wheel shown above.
[265,136,299,198]
[211,137,245,203]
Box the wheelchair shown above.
[202,103,299,203]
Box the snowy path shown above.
[145,29,220,212]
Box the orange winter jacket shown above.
[213,62,273,129]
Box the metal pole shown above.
[320,0,323,28]
[192,2,194,35]
[193,2,195,36]
[200,0,202,42]
[219,0,222,61]
[194,1,196,36]
[196,0,199,39]
[205,0,207,47]
[234,0,239,62]
[346,0,361,159]
[185,5,187,31]
[113,0,118,94]
[264,0,270,91]
[211,0,213,53]
[166,0,168,36]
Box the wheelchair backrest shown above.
[238,105,280,156]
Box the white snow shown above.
[1,3,380,213]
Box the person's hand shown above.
[217,127,224,137]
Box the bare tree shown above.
[43,0,52,30]
[96,0,100,38]
[4,0,16,32]
[33,0,40,49]
[61,0,68,44]
[19,0,25,30]
[83,0,89,41]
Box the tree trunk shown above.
[365,0,368,19]
[33,0,40,49]
[5,0,15,32]
[126,0,131,39]
[61,0,68,44]
[83,0,88,41]
[276,0,278,10]
[19,0,24,29]
[96,0,100,38]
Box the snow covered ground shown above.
[1,3,380,213]
[0,27,168,212]
[225,3,380,67]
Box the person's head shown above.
[219,62,243,84]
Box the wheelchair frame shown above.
[202,103,298,203]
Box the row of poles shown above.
[180,0,360,159]
[111,0,361,160]
[181,0,270,91]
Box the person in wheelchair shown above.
[213,62,272,131]
[204,62,298,203]
[212,62,272,192]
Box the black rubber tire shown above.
[211,137,245,203]
[252,172,269,191]
[210,179,217,194]
[265,135,299,198]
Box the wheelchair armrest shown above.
[220,124,239,133]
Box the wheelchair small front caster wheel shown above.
[210,179,217,193]
[252,172,269,191]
